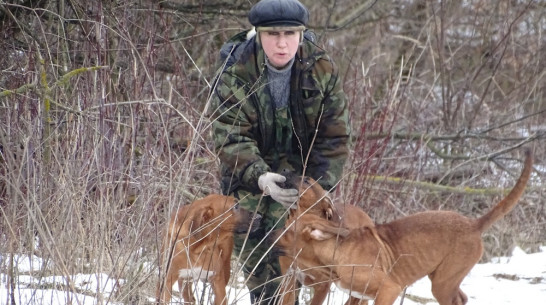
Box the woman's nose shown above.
[277,35,287,47]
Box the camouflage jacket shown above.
[210,30,350,195]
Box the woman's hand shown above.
[258,172,299,209]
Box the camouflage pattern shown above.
[210,30,350,195]
[231,190,288,304]
[209,30,349,304]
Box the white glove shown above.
[258,172,299,209]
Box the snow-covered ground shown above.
[1,246,545,305]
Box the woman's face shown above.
[260,29,300,68]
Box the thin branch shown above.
[364,129,545,143]
[365,174,538,196]
[478,108,546,135]
[0,82,38,98]
[53,65,109,88]
[325,0,379,31]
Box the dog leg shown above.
[277,256,298,305]
[430,275,470,305]
[211,281,228,305]
[430,283,468,305]
[428,249,477,305]
[180,278,195,305]
[220,247,233,305]
[344,296,368,305]
[158,263,183,304]
[211,271,228,305]
[277,273,297,305]
[372,282,402,305]
[309,282,332,305]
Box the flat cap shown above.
[248,0,309,27]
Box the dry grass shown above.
[1,0,544,303]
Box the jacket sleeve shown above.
[210,73,270,193]
[305,58,350,191]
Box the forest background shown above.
[0,0,544,304]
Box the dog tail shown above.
[475,149,533,232]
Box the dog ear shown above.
[323,195,340,221]
[308,228,335,241]
[305,222,350,241]
[198,207,215,229]
[187,206,214,236]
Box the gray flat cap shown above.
[248,0,309,27]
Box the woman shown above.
[210,0,350,303]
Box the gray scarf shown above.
[265,57,294,109]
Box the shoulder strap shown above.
[209,30,253,102]
[218,30,252,70]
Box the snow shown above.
[1,246,545,305]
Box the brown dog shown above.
[276,175,374,305]
[279,150,532,305]
[156,194,260,305]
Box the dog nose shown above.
[252,213,262,226]
[248,213,263,233]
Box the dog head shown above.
[296,213,350,241]
[203,194,261,234]
[271,213,350,259]
[280,172,340,223]
[171,194,261,241]
[231,202,262,234]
